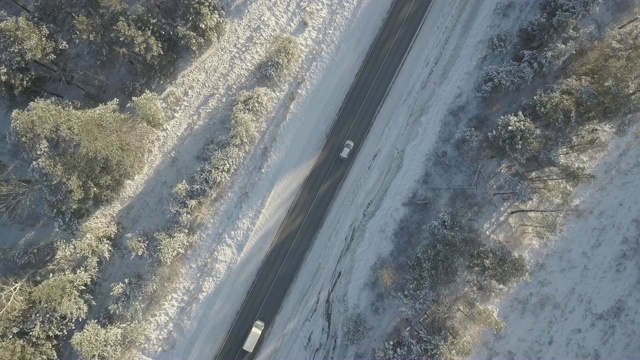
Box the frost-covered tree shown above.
[488,112,541,163]
[468,245,528,286]
[477,61,534,97]
[401,213,475,311]
[570,22,640,120]
[31,271,91,321]
[518,0,600,49]
[0,216,118,359]
[540,0,601,33]
[493,175,533,204]
[177,0,225,53]
[10,99,151,227]
[527,163,593,188]
[99,0,127,13]
[0,15,65,93]
[71,319,147,360]
[518,17,549,49]
[0,338,55,360]
[71,321,124,359]
[72,14,100,43]
[114,16,163,64]
[533,87,578,128]
[52,217,118,268]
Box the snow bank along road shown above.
[216,0,433,358]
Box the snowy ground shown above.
[3,0,637,358]
[147,0,396,357]
[472,126,640,359]
[151,0,510,357]
[257,0,508,358]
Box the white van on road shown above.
[242,320,265,353]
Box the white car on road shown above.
[339,140,354,160]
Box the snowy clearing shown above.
[3,0,639,358]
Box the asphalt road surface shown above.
[216,0,432,358]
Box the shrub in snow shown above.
[375,336,420,360]
[455,127,482,153]
[488,32,515,55]
[440,335,472,359]
[258,35,301,84]
[231,88,275,152]
[233,87,276,122]
[153,230,196,265]
[493,1,516,18]
[488,112,541,163]
[468,244,528,286]
[230,112,260,150]
[343,312,369,345]
[176,87,275,222]
[129,90,166,128]
[107,278,145,321]
[374,258,398,289]
[126,234,148,258]
[170,179,204,227]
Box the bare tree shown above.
[0,277,31,327]
[0,177,36,223]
